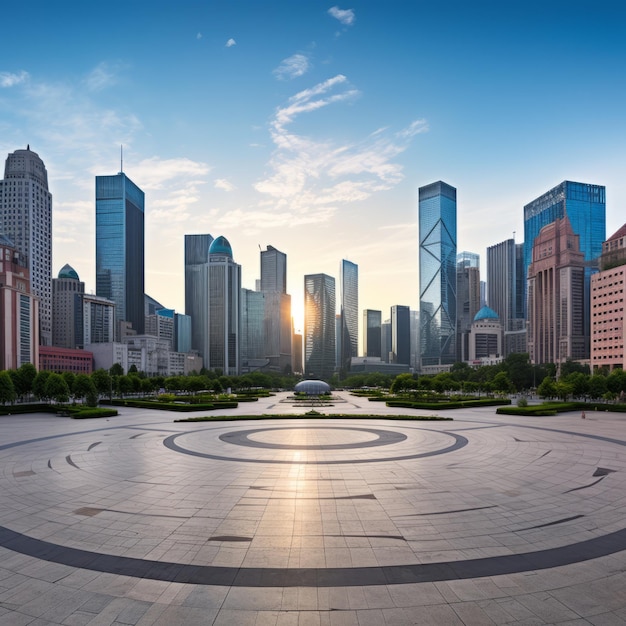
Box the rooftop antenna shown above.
[120,145,123,174]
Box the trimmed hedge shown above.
[386,398,510,410]
[497,401,626,416]
[71,408,118,419]
[105,399,238,411]
[176,413,454,422]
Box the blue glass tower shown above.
[304,273,336,380]
[340,259,358,372]
[523,181,606,325]
[419,181,457,368]
[96,173,145,337]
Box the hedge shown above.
[386,398,510,410]
[104,399,238,411]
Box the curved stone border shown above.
[1,524,625,587]
[219,426,408,450]
[164,428,468,464]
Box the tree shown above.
[390,373,417,394]
[110,363,124,376]
[118,375,133,397]
[560,359,590,378]
[0,371,16,405]
[62,372,76,398]
[44,373,70,404]
[16,362,37,397]
[128,364,138,374]
[562,372,589,398]
[91,369,112,399]
[588,375,608,400]
[555,381,574,402]
[32,371,51,401]
[537,376,556,399]
[492,372,514,395]
[502,353,533,391]
[73,374,96,404]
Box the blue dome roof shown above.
[209,235,233,258]
[474,306,499,321]
[58,263,79,280]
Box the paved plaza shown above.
[1,392,626,625]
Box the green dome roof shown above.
[58,263,79,280]
[209,236,233,258]
[474,305,499,321]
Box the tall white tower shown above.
[0,146,53,345]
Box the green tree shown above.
[44,373,70,404]
[502,353,533,391]
[555,381,574,402]
[562,372,589,398]
[32,371,51,401]
[62,372,76,398]
[91,369,112,399]
[390,373,417,394]
[607,369,626,394]
[128,364,138,374]
[16,362,37,397]
[560,359,590,378]
[588,374,608,400]
[492,371,514,395]
[537,376,556,399]
[73,374,96,404]
[118,375,133,397]
[0,371,16,405]
[110,362,124,376]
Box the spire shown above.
[120,145,123,174]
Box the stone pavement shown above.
[1,392,626,625]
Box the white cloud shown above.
[84,62,121,92]
[328,6,355,26]
[273,54,311,80]
[196,32,203,40]
[214,178,235,192]
[0,71,29,88]
[226,38,236,47]
[253,75,427,226]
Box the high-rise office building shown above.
[419,181,457,369]
[207,236,241,375]
[0,234,39,368]
[145,308,175,350]
[259,245,291,372]
[487,238,526,356]
[527,217,586,365]
[457,251,479,269]
[391,305,411,365]
[456,263,481,362]
[381,319,392,362]
[76,293,116,348]
[96,172,145,337]
[0,147,52,345]
[304,273,335,380]
[523,181,605,331]
[240,288,266,369]
[363,309,382,358]
[340,259,358,371]
[52,264,85,348]
[184,233,214,357]
[260,245,287,293]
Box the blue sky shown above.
[1,1,624,336]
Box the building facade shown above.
[0,235,39,369]
[304,273,336,380]
[419,181,457,369]
[468,306,503,363]
[339,259,358,371]
[207,236,241,375]
[76,293,116,348]
[52,264,85,348]
[456,263,481,362]
[590,224,626,371]
[260,245,287,293]
[363,309,382,358]
[96,173,145,337]
[0,147,52,345]
[391,305,411,365]
[527,217,586,365]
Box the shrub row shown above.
[386,398,510,410]
[105,399,238,411]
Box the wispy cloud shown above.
[0,70,29,88]
[84,62,122,92]
[273,54,311,80]
[196,32,203,40]
[226,38,236,47]
[214,178,235,192]
[328,6,355,26]
[254,75,427,226]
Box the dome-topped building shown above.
[473,305,499,322]
[58,263,80,281]
[209,236,233,258]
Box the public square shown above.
[1,392,626,625]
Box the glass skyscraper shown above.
[363,309,382,358]
[340,259,358,371]
[391,304,410,365]
[96,173,145,337]
[260,245,287,293]
[419,181,457,368]
[304,273,336,380]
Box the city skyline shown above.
[1,2,625,333]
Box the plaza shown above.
[1,393,626,625]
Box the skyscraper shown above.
[96,172,145,337]
[523,181,605,326]
[391,305,410,365]
[419,181,457,369]
[304,273,335,380]
[456,262,481,362]
[184,233,214,357]
[340,259,358,371]
[0,147,52,345]
[363,309,382,358]
[260,245,287,293]
[259,245,292,372]
[527,217,586,365]
[207,236,240,375]
[52,264,84,348]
